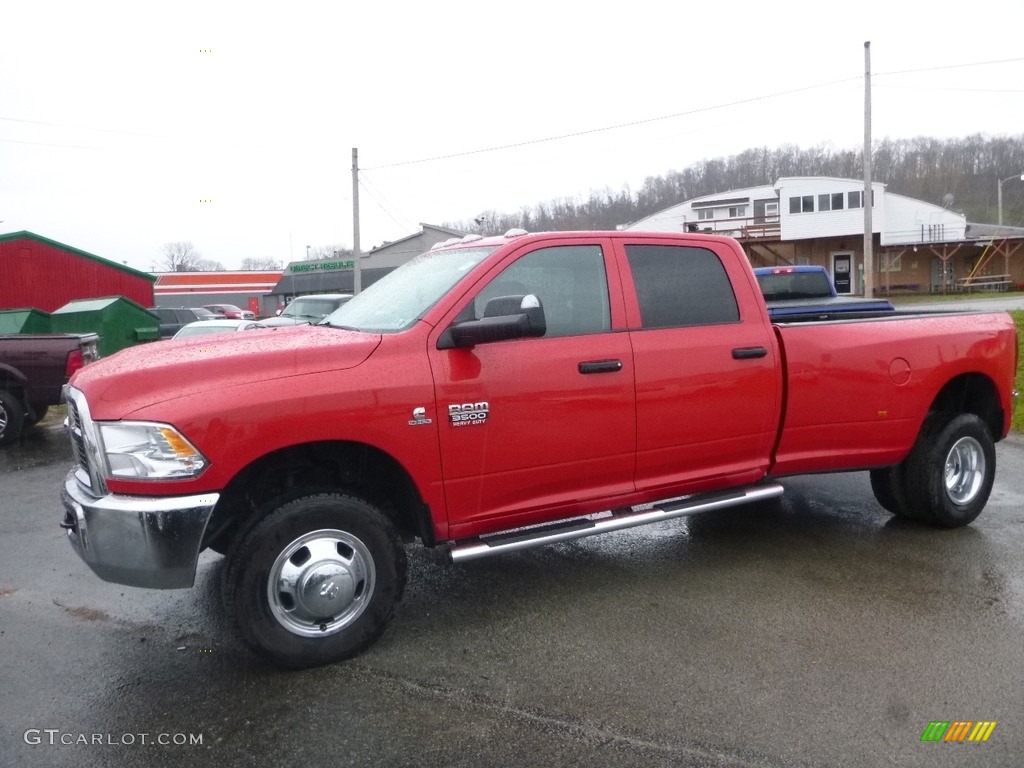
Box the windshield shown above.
[323,246,499,332]
[283,297,350,320]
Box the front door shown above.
[428,239,637,538]
[931,258,955,292]
[833,253,853,294]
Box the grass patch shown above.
[38,403,68,429]
[1012,310,1024,434]
[890,290,1024,305]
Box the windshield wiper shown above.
[320,321,361,331]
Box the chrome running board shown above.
[448,482,784,563]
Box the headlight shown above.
[98,422,208,479]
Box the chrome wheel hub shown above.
[268,529,375,637]
[944,436,985,505]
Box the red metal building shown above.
[0,231,155,312]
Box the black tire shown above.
[902,413,996,528]
[224,492,407,668]
[0,389,25,446]
[869,466,920,519]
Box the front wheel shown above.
[903,413,996,528]
[224,492,407,668]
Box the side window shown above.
[625,244,739,329]
[472,245,611,338]
[155,309,174,323]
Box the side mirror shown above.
[437,294,546,350]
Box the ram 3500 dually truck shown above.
[60,230,1019,668]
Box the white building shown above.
[626,177,1019,295]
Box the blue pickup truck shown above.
[753,265,895,319]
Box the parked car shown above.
[172,320,266,339]
[260,294,354,327]
[753,265,895,318]
[150,307,221,339]
[203,304,256,321]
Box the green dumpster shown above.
[50,296,160,357]
[0,308,52,334]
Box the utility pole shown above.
[863,41,874,298]
[351,147,362,294]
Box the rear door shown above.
[616,237,782,495]
[427,237,636,537]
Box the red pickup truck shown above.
[60,230,1019,668]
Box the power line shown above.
[357,173,416,233]
[364,56,1024,172]
[363,77,862,171]
[875,56,1024,78]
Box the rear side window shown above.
[625,244,739,328]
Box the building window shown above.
[880,253,902,272]
[789,196,814,214]
[765,202,779,220]
[848,190,875,209]
[696,208,714,220]
[795,256,811,266]
[728,205,747,218]
[819,193,844,211]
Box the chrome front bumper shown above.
[61,471,219,589]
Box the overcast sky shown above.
[2,0,1022,273]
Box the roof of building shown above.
[0,230,155,282]
[368,223,467,254]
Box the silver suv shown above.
[260,293,354,327]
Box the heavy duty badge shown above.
[448,401,489,426]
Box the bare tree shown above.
[159,241,204,272]
[240,256,283,270]
[157,242,225,271]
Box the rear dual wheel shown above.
[871,412,995,528]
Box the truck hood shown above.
[70,326,381,420]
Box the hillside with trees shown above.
[450,134,1024,235]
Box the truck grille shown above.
[66,398,88,468]
[64,388,104,495]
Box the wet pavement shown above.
[2,423,1023,767]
